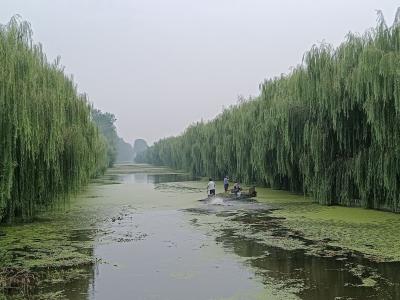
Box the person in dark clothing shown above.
[232,181,242,195]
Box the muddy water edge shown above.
[0,164,400,300]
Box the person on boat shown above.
[223,176,229,192]
[249,186,257,197]
[232,181,242,195]
[207,178,216,197]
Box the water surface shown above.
[10,166,400,300]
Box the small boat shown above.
[199,187,257,202]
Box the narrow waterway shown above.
[8,165,400,300]
[69,170,270,300]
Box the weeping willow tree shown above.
[140,9,400,212]
[0,17,109,223]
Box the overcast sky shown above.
[1,1,399,144]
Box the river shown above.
[1,164,400,300]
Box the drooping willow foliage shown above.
[139,10,400,212]
[0,17,109,222]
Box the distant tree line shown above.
[139,10,400,212]
[91,109,118,167]
[133,139,148,162]
[116,137,134,163]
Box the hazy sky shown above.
[1,1,399,144]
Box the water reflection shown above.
[58,267,95,300]
[21,167,400,300]
[210,210,400,300]
[120,173,197,184]
[38,252,95,300]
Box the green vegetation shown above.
[0,165,200,298]
[255,188,400,262]
[0,174,108,299]
[140,10,400,212]
[92,109,118,167]
[0,17,109,223]
[2,164,400,298]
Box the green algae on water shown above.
[255,187,400,262]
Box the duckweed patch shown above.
[0,219,96,298]
[182,187,400,298]
[0,170,121,298]
[254,187,400,262]
[0,164,200,299]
